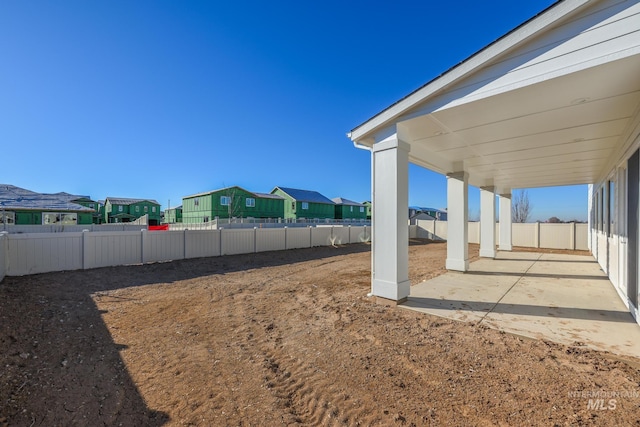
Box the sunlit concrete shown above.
[402,251,640,359]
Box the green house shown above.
[164,206,183,224]
[332,198,367,220]
[0,184,96,226]
[182,186,285,223]
[104,197,162,225]
[271,187,335,220]
[362,201,372,220]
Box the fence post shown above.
[82,229,89,270]
[284,227,288,250]
[141,229,147,264]
[309,226,312,248]
[571,222,576,250]
[536,222,541,248]
[0,231,8,281]
[184,229,187,259]
[348,225,351,244]
[254,227,258,253]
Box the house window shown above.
[0,211,15,224]
[135,206,140,213]
[302,202,309,210]
[152,206,156,213]
[144,206,148,212]
[350,206,353,212]
[194,197,199,206]
[221,196,231,206]
[118,205,123,212]
[360,207,364,213]
[291,202,295,210]
[246,198,255,207]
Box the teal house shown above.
[332,198,367,220]
[271,187,335,220]
[104,197,161,225]
[182,186,284,223]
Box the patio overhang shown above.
[349,0,640,193]
[348,0,640,304]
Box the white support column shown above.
[371,135,410,302]
[446,171,469,271]
[499,193,513,251]
[480,187,496,258]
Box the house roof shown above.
[272,187,335,204]
[347,0,640,192]
[106,197,160,206]
[0,184,95,212]
[254,192,285,200]
[332,197,365,207]
[410,206,446,214]
[185,186,284,200]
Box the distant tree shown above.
[547,216,562,223]
[511,190,533,223]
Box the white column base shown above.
[446,258,469,271]
[372,278,411,301]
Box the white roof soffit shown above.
[348,0,640,190]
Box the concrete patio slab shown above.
[402,251,640,359]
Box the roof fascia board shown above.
[348,0,591,144]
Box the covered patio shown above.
[402,250,640,359]
[348,0,640,325]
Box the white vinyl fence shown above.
[0,226,371,278]
[0,221,589,282]
[410,220,588,251]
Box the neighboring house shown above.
[332,197,367,220]
[0,184,95,225]
[271,187,335,220]
[52,192,102,224]
[409,207,447,221]
[363,201,372,220]
[164,205,183,224]
[182,186,284,223]
[104,197,161,225]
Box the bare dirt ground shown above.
[1,240,639,426]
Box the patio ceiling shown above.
[399,54,640,191]
[349,0,640,194]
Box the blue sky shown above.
[0,0,587,222]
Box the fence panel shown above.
[540,223,573,249]
[512,223,538,248]
[8,233,83,276]
[311,227,332,247]
[576,224,589,250]
[468,222,480,244]
[144,231,185,263]
[256,228,286,253]
[331,226,350,245]
[84,231,142,269]
[185,230,221,259]
[221,228,255,255]
[0,233,7,282]
[349,226,369,244]
[286,227,311,249]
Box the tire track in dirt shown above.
[231,257,381,426]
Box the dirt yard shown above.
[1,240,639,426]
